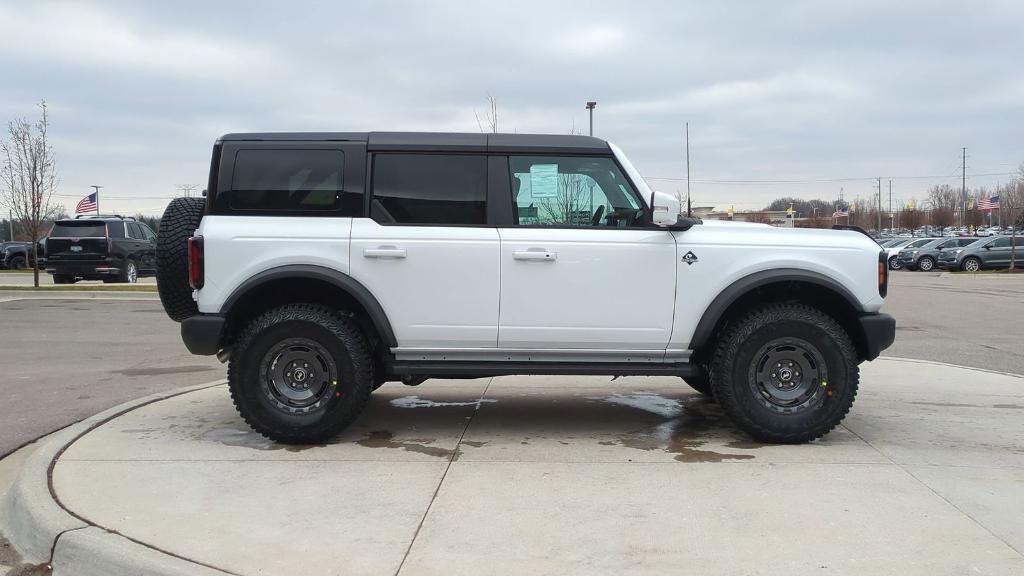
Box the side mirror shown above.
[650,191,680,227]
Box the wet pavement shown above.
[47,358,1024,575]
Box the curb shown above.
[0,380,231,575]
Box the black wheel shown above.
[961,256,981,272]
[228,304,374,444]
[682,373,713,397]
[8,255,27,269]
[52,274,76,284]
[120,259,138,283]
[917,256,935,272]
[157,197,205,322]
[709,303,858,443]
[887,255,901,270]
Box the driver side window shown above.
[509,156,645,227]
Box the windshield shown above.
[608,141,653,203]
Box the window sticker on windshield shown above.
[530,164,558,198]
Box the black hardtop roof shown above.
[218,132,611,155]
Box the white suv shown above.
[157,132,895,445]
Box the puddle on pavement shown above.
[112,365,218,377]
[356,430,452,458]
[592,393,760,462]
[390,395,497,409]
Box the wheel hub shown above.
[260,338,337,414]
[749,338,827,412]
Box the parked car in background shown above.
[45,215,157,283]
[0,240,46,270]
[937,235,1024,272]
[898,237,982,271]
[886,237,937,270]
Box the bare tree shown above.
[474,94,498,133]
[538,172,593,225]
[1,101,60,287]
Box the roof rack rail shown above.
[73,214,133,220]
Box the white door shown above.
[497,155,677,350]
[348,153,499,349]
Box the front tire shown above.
[8,255,27,269]
[682,374,714,397]
[887,256,902,270]
[228,305,374,444]
[961,256,981,272]
[709,303,859,444]
[917,256,935,272]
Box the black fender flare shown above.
[220,264,397,348]
[688,268,865,353]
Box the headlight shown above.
[909,250,918,255]
[955,249,964,255]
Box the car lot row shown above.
[879,235,1024,272]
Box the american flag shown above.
[977,195,1000,210]
[75,192,98,214]
[832,209,849,218]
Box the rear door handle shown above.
[363,247,407,259]
[513,250,557,262]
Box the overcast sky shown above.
[2,0,1022,216]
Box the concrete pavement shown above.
[3,358,1022,575]
[0,272,156,287]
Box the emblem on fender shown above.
[682,251,699,265]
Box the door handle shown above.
[513,250,557,261]
[363,247,407,259]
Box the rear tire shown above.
[8,255,27,269]
[157,197,205,321]
[709,303,859,444]
[228,304,374,444]
[120,259,138,283]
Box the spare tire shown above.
[157,197,205,322]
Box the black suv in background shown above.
[45,216,157,283]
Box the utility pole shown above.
[889,179,893,232]
[585,102,597,136]
[685,122,691,217]
[877,177,882,233]
[961,147,967,228]
[90,185,103,216]
[178,184,199,198]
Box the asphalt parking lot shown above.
[0,272,156,287]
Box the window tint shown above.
[108,222,125,238]
[509,156,645,227]
[230,149,358,214]
[371,154,486,225]
[991,237,1011,248]
[50,222,106,237]
[127,222,142,239]
[908,239,933,248]
[139,224,157,240]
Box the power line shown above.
[643,171,1015,185]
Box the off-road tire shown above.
[961,256,981,272]
[887,256,901,270]
[708,303,859,444]
[917,256,935,272]
[157,197,205,321]
[682,374,713,397]
[228,304,374,444]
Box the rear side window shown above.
[108,223,125,238]
[50,222,106,237]
[371,154,486,225]
[127,222,142,238]
[230,149,359,214]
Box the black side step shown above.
[387,361,701,379]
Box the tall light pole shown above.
[585,101,597,136]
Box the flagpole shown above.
[90,185,103,216]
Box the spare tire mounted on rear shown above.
[157,197,206,322]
